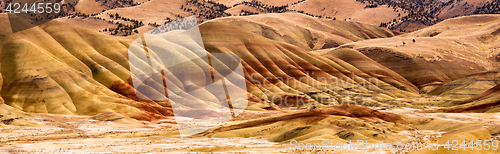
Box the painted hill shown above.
[207,13,396,50]
[428,70,500,113]
[0,13,420,122]
[3,10,500,154]
[0,14,171,121]
[334,14,500,113]
[199,19,418,108]
[341,15,500,93]
[3,12,500,122]
[41,0,500,38]
[6,0,500,37]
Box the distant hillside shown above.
[207,13,396,50]
[340,14,500,112]
[0,13,417,121]
[43,0,500,36]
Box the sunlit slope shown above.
[289,0,405,26]
[0,14,170,121]
[199,104,411,145]
[342,15,500,93]
[199,21,418,109]
[336,14,500,113]
[320,48,418,93]
[208,13,396,50]
[95,0,192,28]
[0,62,38,127]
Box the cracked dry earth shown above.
[0,108,499,154]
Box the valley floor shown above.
[1,108,499,154]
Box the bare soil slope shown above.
[343,15,500,92]
[339,14,500,113]
[0,13,417,122]
[208,13,396,50]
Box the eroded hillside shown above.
[1,13,500,153]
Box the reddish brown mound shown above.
[109,79,156,103]
[199,104,404,137]
[195,110,327,137]
[442,100,500,113]
[321,104,405,123]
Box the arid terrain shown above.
[3,0,499,36]
[1,0,500,153]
